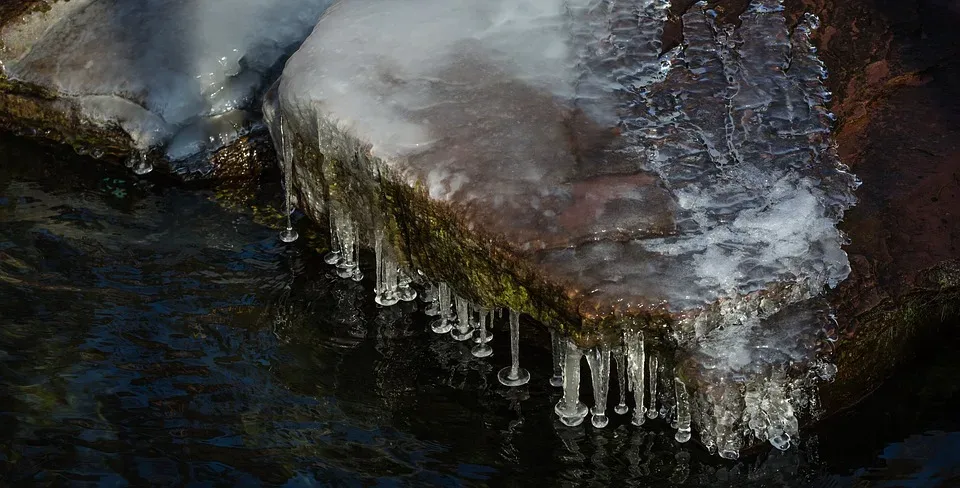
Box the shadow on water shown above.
[0,134,958,486]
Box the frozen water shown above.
[275,0,855,321]
[266,0,858,455]
[2,0,333,168]
[586,344,612,428]
[555,339,589,427]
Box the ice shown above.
[374,229,400,306]
[277,117,299,243]
[550,330,565,388]
[555,339,589,427]
[674,378,692,443]
[451,295,474,342]
[613,346,629,415]
[2,0,333,168]
[625,329,647,425]
[471,309,494,358]
[586,344,612,428]
[647,354,659,420]
[498,310,531,387]
[330,201,361,281]
[430,283,455,334]
[265,0,858,456]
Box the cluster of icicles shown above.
[275,206,803,460]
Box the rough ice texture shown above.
[275,0,856,318]
[271,0,858,454]
[1,0,332,168]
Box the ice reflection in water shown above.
[1,137,959,485]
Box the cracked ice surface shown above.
[1,0,333,169]
[272,0,858,455]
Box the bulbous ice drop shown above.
[647,354,659,419]
[674,377,692,443]
[498,309,530,386]
[625,330,647,425]
[555,338,588,426]
[549,330,564,387]
[614,345,629,415]
[129,150,153,175]
[450,295,474,341]
[471,309,493,358]
[586,344,612,428]
[279,227,299,243]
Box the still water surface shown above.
[1,136,958,487]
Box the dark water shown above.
[1,136,958,487]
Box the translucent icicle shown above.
[674,377,691,443]
[554,339,588,426]
[498,309,530,386]
[473,308,493,344]
[614,344,629,415]
[471,309,493,358]
[549,330,564,387]
[331,203,361,281]
[586,344,612,428]
[396,269,417,302]
[625,330,647,425]
[324,216,342,265]
[277,119,298,243]
[431,283,455,333]
[374,229,399,306]
[423,284,440,316]
[129,149,153,176]
[450,295,474,341]
[647,354,659,419]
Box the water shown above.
[1,135,958,486]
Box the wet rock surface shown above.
[0,0,954,458]
[0,0,329,177]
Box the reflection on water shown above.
[0,136,958,486]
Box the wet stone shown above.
[265,0,859,457]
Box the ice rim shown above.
[264,0,858,458]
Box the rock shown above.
[0,0,331,178]
[264,0,959,454]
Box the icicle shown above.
[324,223,342,265]
[586,344,611,428]
[374,229,399,306]
[431,283,455,333]
[614,344,629,415]
[330,202,361,281]
[277,119,298,243]
[674,377,691,443]
[471,309,493,357]
[554,339,589,427]
[451,295,474,341]
[549,330,564,387]
[473,308,493,344]
[128,149,153,176]
[423,284,440,316]
[498,309,530,386]
[396,269,418,302]
[625,330,646,425]
[647,354,659,419]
